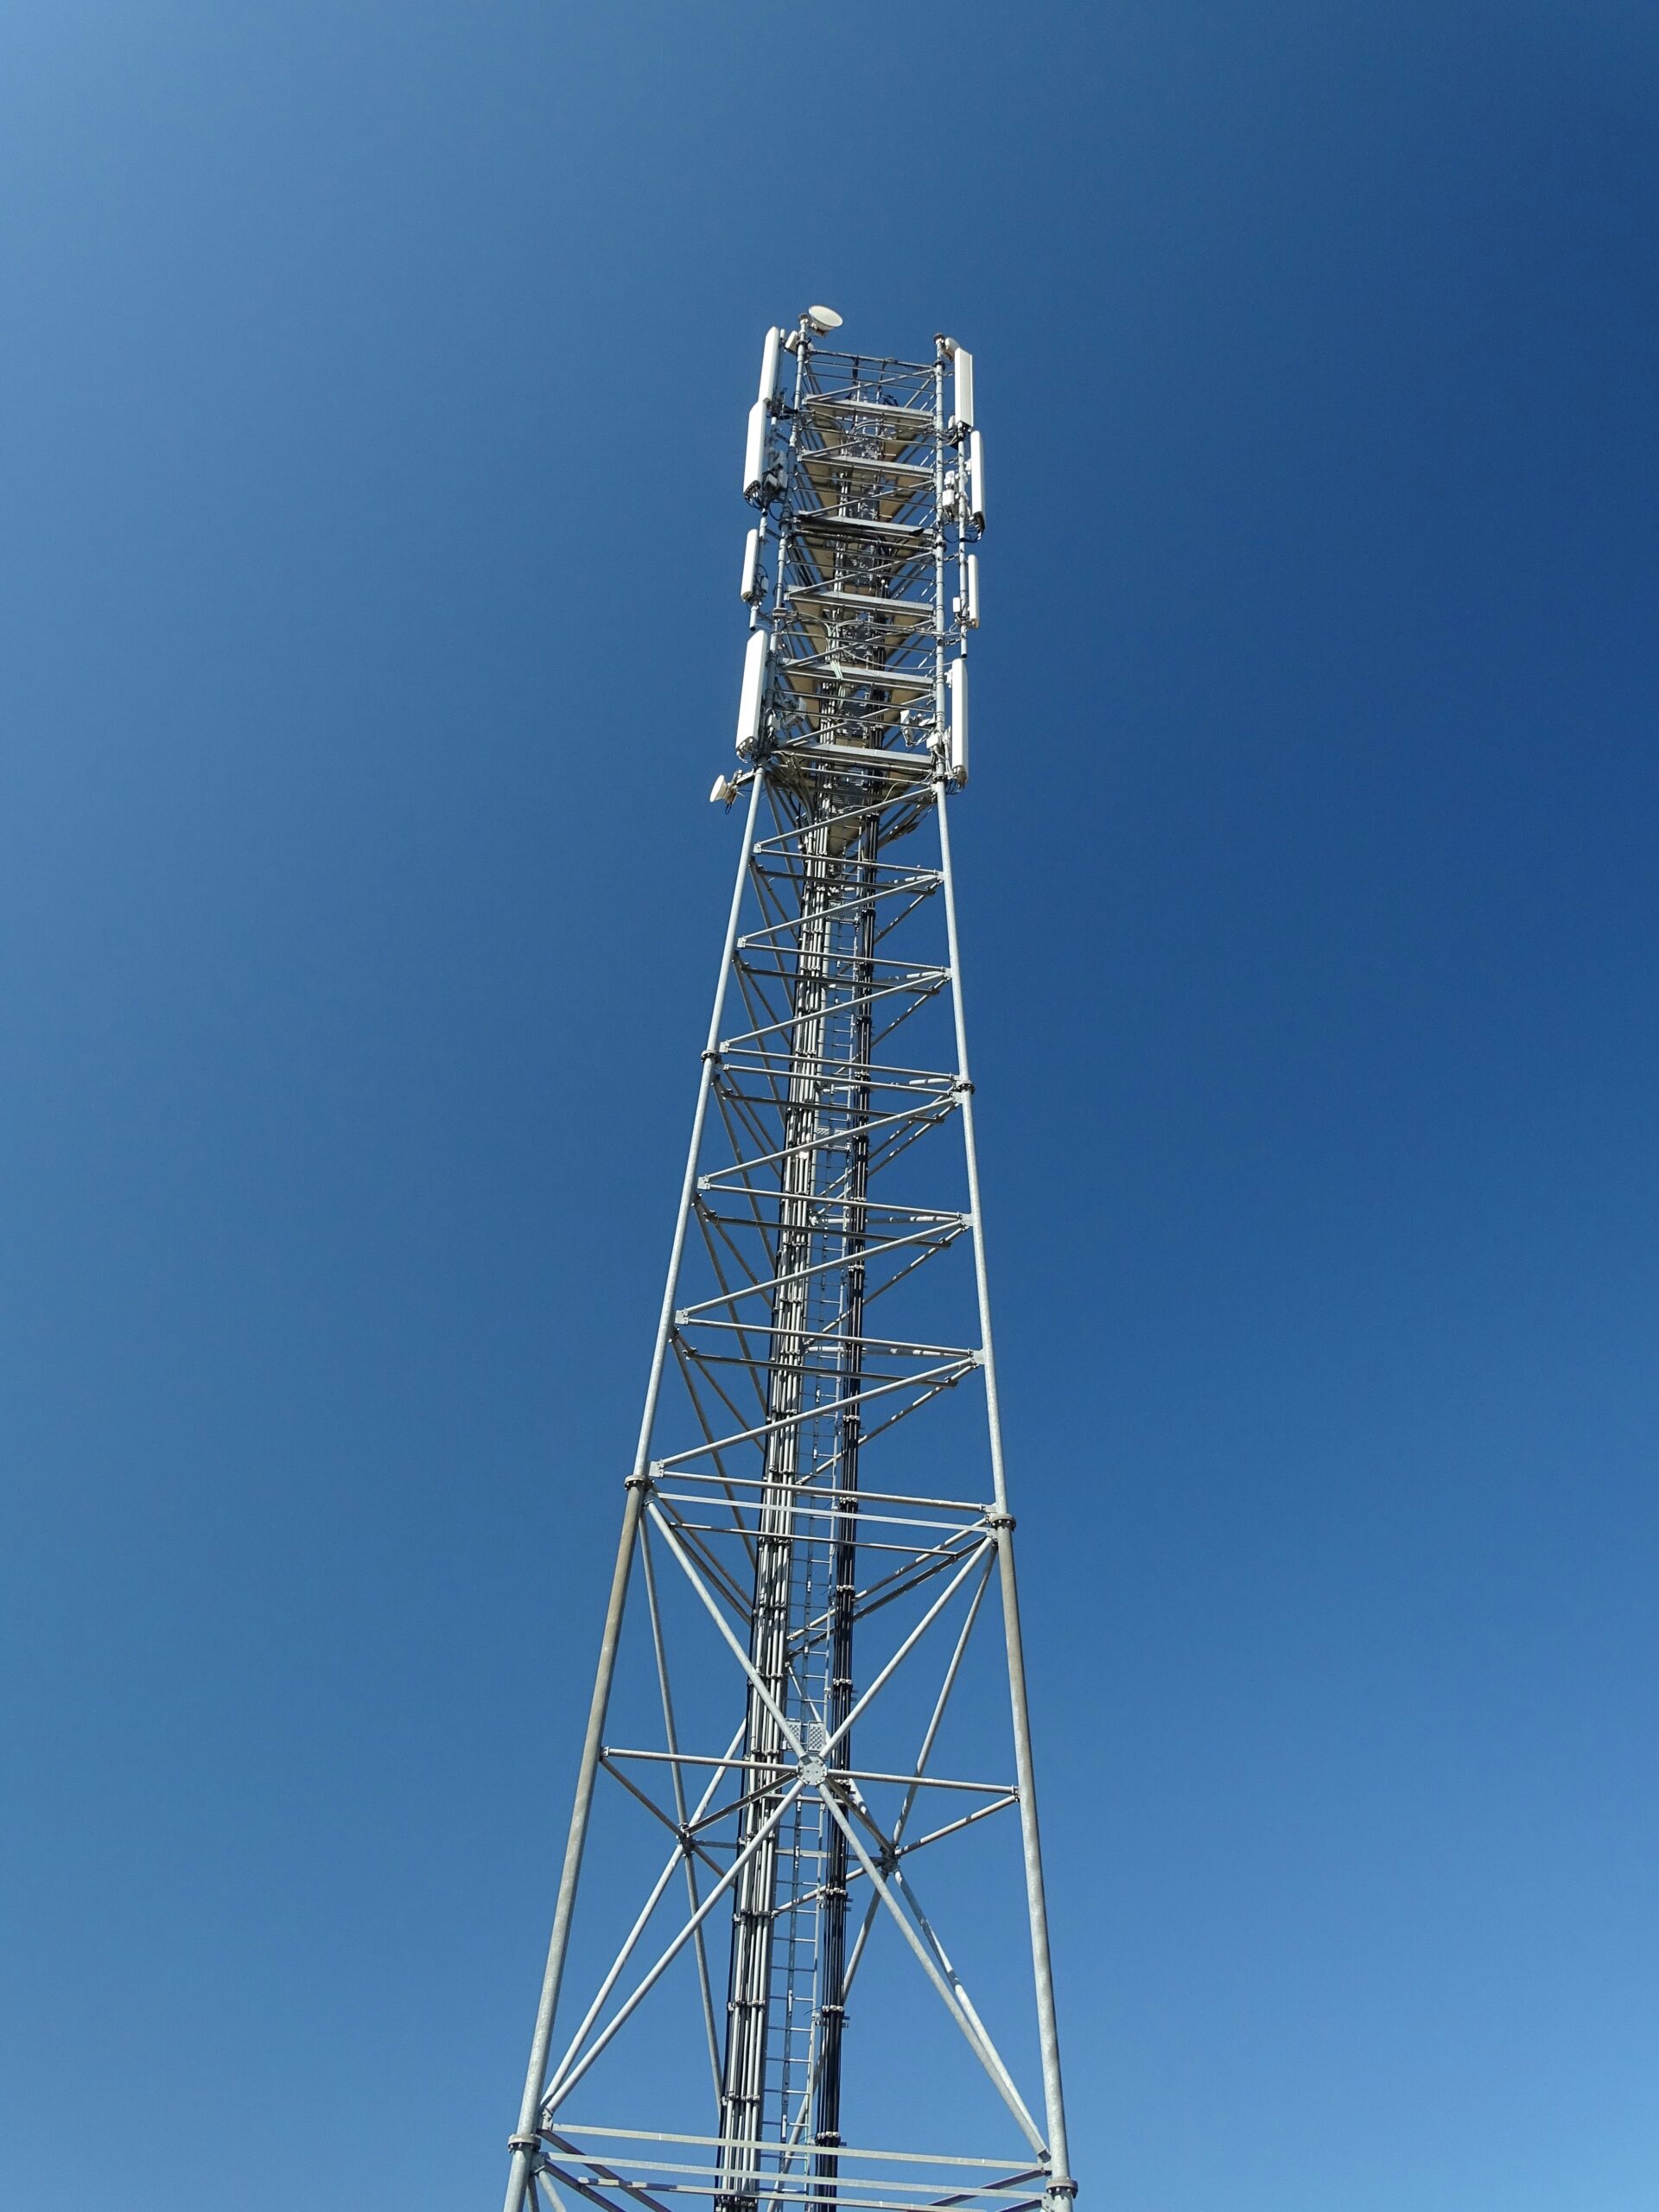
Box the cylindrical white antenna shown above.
[740,527,763,604]
[742,400,769,504]
[963,552,980,629]
[968,429,987,528]
[948,657,969,785]
[735,626,770,756]
[950,347,975,434]
[757,327,782,410]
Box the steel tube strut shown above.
[503,774,765,2212]
[936,779,1073,2201]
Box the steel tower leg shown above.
[811,810,874,2182]
[502,774,765,2212]
[937,779,1074,2203]
[715,803,836,2194]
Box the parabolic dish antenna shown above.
[806,304,842,331]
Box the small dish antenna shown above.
[805,305,843,333]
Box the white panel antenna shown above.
[968,428,987,528]
[734,625,769,754]
[757,326,782,410]
[742,400,769,503]
[951,346,975,432]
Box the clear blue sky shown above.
[3,3,1658,2207]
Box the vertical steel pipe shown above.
[502,771,766,2212]
[936,778,1074,2196]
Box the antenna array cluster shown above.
[735,318,981,791]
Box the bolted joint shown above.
[1043,2184,1078,2211]
[954,1077,976,1096]
[508,2133,541,2155]
[626,1469,656,1494]
[702,1046,723,1065]
[987,1510,1016,1532]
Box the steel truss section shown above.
[500,321,1074,2212]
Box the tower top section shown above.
[732,319,983,791]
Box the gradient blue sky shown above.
[4,4,1659,2208]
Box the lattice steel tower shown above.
[499,314,1075,2212]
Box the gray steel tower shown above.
[500,314,1074,2212]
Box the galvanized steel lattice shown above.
[500,318,1074,2212]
